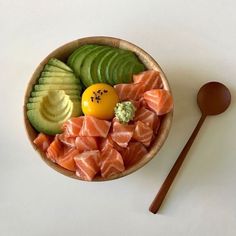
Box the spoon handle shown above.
[149,114,206,214]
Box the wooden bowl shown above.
[23,36,173,181]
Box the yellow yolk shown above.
[81,83,119,120]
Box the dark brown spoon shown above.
[149,81,231,214]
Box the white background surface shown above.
[0,0,236,235]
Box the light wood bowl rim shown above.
[23,36,173,181]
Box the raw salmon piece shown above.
[133,70,163,91]
[110,120,134,148]
[138,96,148,108]
[74,150,101,181]
[58,133,76,147]
[130,99,141,110]
[33,133,52,152]
[143,89,173,115]
[62,117,84,137]
[122,142,148,168]
[75,136,98,152]
[46,136,64,162]
[133,121,153,147]
[99,135,126,154]
[99,135,114,151]
[134,106,160,133]
[57,148,79,171]
[79,115,111,138]
[100,147,125,178]
[114,83,144,101]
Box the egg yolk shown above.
[81,83,119,120]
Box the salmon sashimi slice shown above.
[134,107,160,133]
[100,147,125,178]
[133,70,163,91]
[57,148,80,171]
[58,133,76,147]
[143,89,173,115]
[75,136,98,152]
[99,135,126,154]
[79,115,111,138]
[114,83,144,101]
[74,150,101,181]
[133,121,153,147]
[62,117,84,137]
[99,135,115,151]
[130,99,141,110]
[46,136,64,162]
[138,96,148,108]
[110,120,134,148]
[33,133,52,152]
[122,142,148,168]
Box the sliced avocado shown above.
[34,84,81,91]
[41,104,72,123]
[97,49,118,84]
[130,63,145,78]
[48,58,73,72]
[38,76,79,84]
[122,62,145,84]
[106,49,132,85]
[44,64,74,73]
[113,56,141,84]
[27,109,65,135]
[27,91,72,134]
[91,47,111,84]
[67,44,95,68]
[28,94,79,103]
[104,49,121,85]
[80,46,110,87]
[110,53,137,85]
[71,100,82,117]
[31,89,80,97]
[41,71,75,77]
[27,91,82,135]
[41,98,72,122]
[116,60,135,84]
[72,45,101,77]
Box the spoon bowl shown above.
[197,82,231,116]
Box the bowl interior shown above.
[24,36,173,181]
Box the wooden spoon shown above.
[149,81,231,214]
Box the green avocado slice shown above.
[27,109,65,135]
[28,94,79,103]
[80,46,110,87]
[91,47,111,84]
[72,45,101,77]
[96,49,117,83]
[27,91,82,135]
[97,49,118,85]
[48,58,73,72]
[44,65,74,73]
[38,76,79,84]
[67,44,95,68]
[110,54,137,85]
[34,84,81,91]
[41,71,75,77]
[106,50,132,85]
[130,63,146,79]
[31,89,80,97]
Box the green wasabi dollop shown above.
[114,101,136,124]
